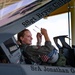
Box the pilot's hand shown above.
[41,28,47,36]
[41,28,50,41]
[36,33,42,45]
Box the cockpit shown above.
[0,0,75,75]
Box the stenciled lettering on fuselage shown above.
[30,65,75,74]
[21,0,71,27]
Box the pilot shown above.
[17,28,66,66]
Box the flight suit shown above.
[20,41,66,66]
[20,41,55,64]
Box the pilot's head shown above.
[17,29,33,45]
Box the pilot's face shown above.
[21,30,33,45]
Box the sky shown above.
[27,13,70,49]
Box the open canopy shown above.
[0,0,71,44]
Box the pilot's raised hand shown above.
[36,32,42,46]
[41,28,50,41]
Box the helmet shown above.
[48,49,58,63]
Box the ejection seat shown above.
[53,35,75,67]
